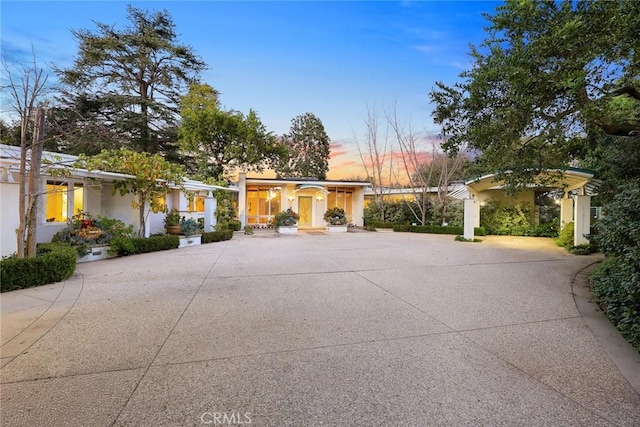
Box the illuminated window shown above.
[45,182,67,222]
[327,187,353,217]
[45,181,83,223]
[195,196,205,212]
[73,183,84,216]
[246,186,281,224]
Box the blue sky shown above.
[1,0,498,178]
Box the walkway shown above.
[1,233,639,426]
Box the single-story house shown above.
[0,144,237,258]
[234,174,370,228]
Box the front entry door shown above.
[298,196,312,227]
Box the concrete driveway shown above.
[1,231,639,426]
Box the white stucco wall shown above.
[0,182,20,257]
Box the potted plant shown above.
[164,209,182,235]
[180,218,202,237]
[324,207,348,232]
[274,208,300,234]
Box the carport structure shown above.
[459,168,600,245]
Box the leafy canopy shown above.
[276,112,331,179]
[54,5,206,155]
[77,148,186,236]
[430,0,640,188]
[178,83,283,179]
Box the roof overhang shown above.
[245,177,370,187]
[465,168,599,195]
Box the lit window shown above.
[45,182,67,222]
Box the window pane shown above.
[73,183,83,217]
[196,196,205,212]
[45,183,67,222]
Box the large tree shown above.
[430,0,640,189]
[178,83,283,179]
[54,5,206,155]
[276,113,331,179]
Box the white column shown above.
[560,197,573,229]
[238,173,247,227]
[464,198,475,240]
[204,195,215,232]
[574,195,591,246]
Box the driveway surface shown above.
[1,231,639,426]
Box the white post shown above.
[464,198,475,240]
[238,173,247,227]
[204,195,215,232]
[574,195,591,246]
[560,197,573,229]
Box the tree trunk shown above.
[25,108,45,257]
[138,191,146,237]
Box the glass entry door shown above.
[298,196,312,227]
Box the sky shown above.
[1,0,498,180]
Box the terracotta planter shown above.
[165,225,182,235]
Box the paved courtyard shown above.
[1,231,639,426]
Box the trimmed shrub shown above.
[555,222,574,248]
[392,223,412,232]
[110,235,179,256]
[227,220,242,231]
[1,243,77,292]
[202,230,233,243]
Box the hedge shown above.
[368,221,398,229]
[1,243,77,292]
[393,224,486,236]
[110,234,180,256]
[202,230,233,243]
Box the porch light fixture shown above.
[287,196,295,202]
[316,195,323,201]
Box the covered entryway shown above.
[458,168,599,245]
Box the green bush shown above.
[392,224,412,232]
[52,214,135,256]
[1,244,77,292]
[568,243,597,255]
[202,230,233,243]
[589,181,640,351]
[110,235,179,256]
[227,220,242,231]
[479,199,557,237]
[555,222,574,248]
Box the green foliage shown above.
[164,209,181,226]
[364,199,431,225]
[274,208,300,227]
[430,0,640,190]
[243,225,254,235]
[454,235,482,243]
[227,219,242,231]
[54,5,206,155]
[324,207,347,225]
[1,244,76,292]
[202,230,233,243]
[178,83,283,178]
[275,113,330,179]
[568,244,597,255]
[214,187,236,225]
[110,235,180,256]
[590,257,640,351]
[52,213,135,256]
[478,199,557,237]
[588,182,640,350]
[77,148,186,236]
[555,222,575,248]
[180,218,202,237]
